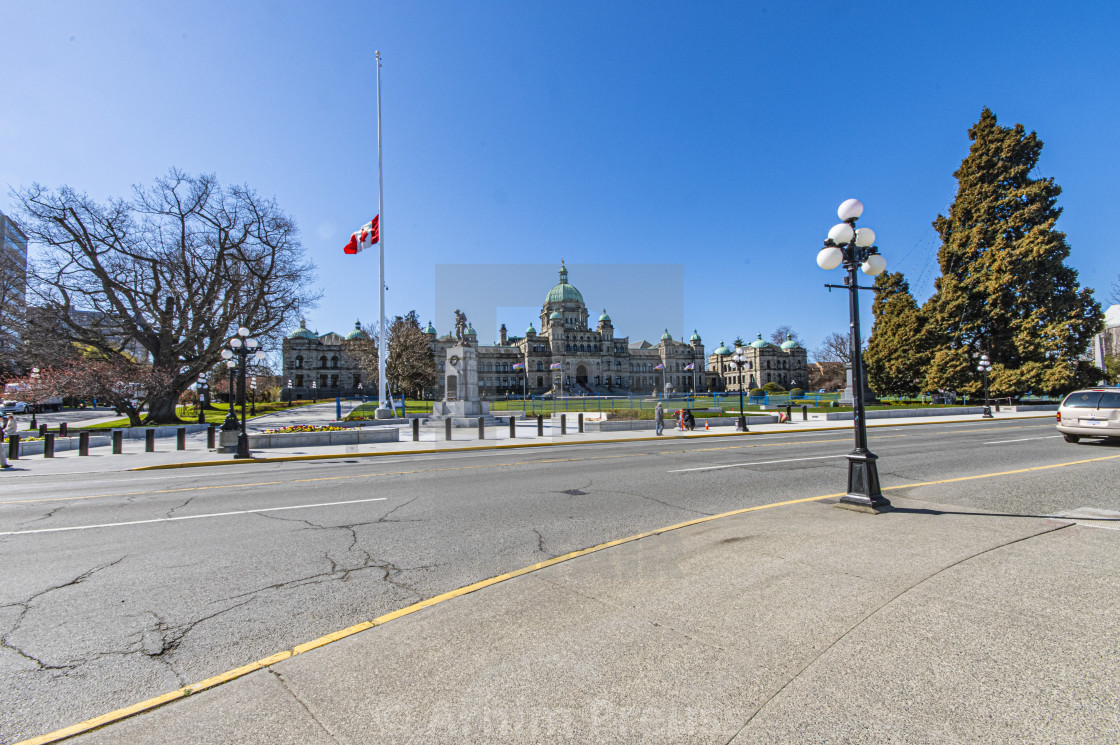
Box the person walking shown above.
[654,401,664,436]
[1,414,15,468]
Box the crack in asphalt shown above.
[270,668,343,743]
[166,496,195,517]
[0,556,128,674]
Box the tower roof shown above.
[344,320,369,340]
[287,318,317,340]
[545,260,585,305]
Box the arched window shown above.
[331,356,339,369]
[319,356,328,368]
[536,360,543,371]
[295,355,303,369]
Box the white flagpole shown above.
[375,50,390,418]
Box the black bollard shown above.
[60,422,68,437]
[44,433,55,458]
[176,427,186,450]
[445,418,452,441]
[478,416,485,440]
[509,416,516,439]
[537,414,544,437]
[145,429,155,452]
[802,404,808,421]
[38,424,47,438]
[578,413,584,433]
[785,404,792,422]
[560,414,566,435]
[8,434,18,461]
[412,418,420,442]
[112,430,123,454]
[79,431,89,456]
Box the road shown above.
[1,418,1116,742]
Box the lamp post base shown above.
[982,406,993,419]
[837,451,891,513]
[374,406,393,419]
[220,413,239,431]
[736,415,748,432]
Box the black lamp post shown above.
[817,198,890,512]
[219,358,238,431]
[221,327,264,459]
[286,379,292,404]
[29,367,40,429]
[196,377,208,424]
[729,347,750,432]
[978,354,993,418]
[250,376,257,416]
[312,381,317,402]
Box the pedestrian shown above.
[0,414,15,468]
[684,409,695,431]
[654,401,664,436]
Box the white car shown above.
[1,400,29,414]
[1056,388,1120,443]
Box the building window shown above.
[331,374,339,387]
[294,356,303,369]
[295,374,304,387]
[331,356,339,369]
[354,373,361,387]
[319,356,328,368]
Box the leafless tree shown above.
[13,170,318,423]
[770,325,803,346]
[813,331,852,365]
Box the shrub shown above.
[762,382,785,393]
[749,387,765,398]
[790,388,804,398]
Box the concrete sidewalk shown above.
[56,490,1120,744]
[0,411,1056,476]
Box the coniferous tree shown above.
[865,272,928,396]
[922,109,1102,396]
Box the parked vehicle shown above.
[1056,388,1120,443]
[1,400,29,414]
[2,384,63,412]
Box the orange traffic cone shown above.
[705,421,709,430]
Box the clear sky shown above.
[3,0,1118,358]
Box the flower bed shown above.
[260,425,349,434]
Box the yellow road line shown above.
[14,447,1114,745]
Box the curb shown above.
[130,415,1055,471]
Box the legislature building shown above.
[282,262,710,399]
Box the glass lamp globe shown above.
[828,223,854,245]
[817,246,843,270]
[226,360,236,369]
[255,350,266,361]
[237,327,250,337]
[855,227,876,247]
[861,253,887,276]
[230,337,242,348]
[246,337,259,349]
[837,199,864,221]
[220,349,233,360]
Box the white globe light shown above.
[230,337,242,348]
[255,350,266,360]
[837,198,864,221]
[246,337,259,349]
[855,227,876,247]
[827,223,854,245]
[226,360,236,368]
[237,327,250,337]
[816,246,843,270]
[861,253,887,276]
[220,349,233,359]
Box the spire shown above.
[559,259,568,284]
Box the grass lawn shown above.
[77,401,317,429]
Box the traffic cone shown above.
[705,421,709,430]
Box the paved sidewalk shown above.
[58,492,1119,744]
[0,411,1056,476]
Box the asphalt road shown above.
[1,418,1116,742]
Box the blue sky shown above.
[3,0,1118,358]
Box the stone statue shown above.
[454,309,467,341]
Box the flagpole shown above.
[375,50,390,419]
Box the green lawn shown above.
[76,401,316,429]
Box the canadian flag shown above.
[343,215,380,254]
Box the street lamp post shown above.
[286,379,292,404]
[222,327,265,459]
[312,381,317,403]
[29,367,40,429]
[250,376,257,416]
[978,354,993,418]
[816,198,890,512]
[196,377,208,424]
[219,356,239,431]
[729,348,750,432]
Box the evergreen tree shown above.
[386,311,437,399]
[922,108,1102,396]
[864,272,928,396]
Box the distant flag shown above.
[684,363,695,370]
[654,363,665,370]
[550,362,562,370]
[343,215,380,254]
[512,362,525,370]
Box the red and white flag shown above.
[343,215,380,254]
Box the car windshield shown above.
[1062,391,1103,408]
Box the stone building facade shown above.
[706,334,809,393]
[281,262,710,400]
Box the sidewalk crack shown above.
[721,520,1076,744]
[270,668,342,744]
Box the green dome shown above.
[526,323,536,334]
[749,333,771,349]
[660,329,673,341]
[549,311,562,320]
[545,261,585,305]
[466,325,476,335]
[287,318,317,340]
[780,334,800,350]
[714,341,731,356]
[598,309,611,322]
[424,321,437,334]
[345,320,369,341]
[690,329,701,342]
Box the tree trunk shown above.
[145,395,184,425]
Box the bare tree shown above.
[386,311,436,399]
[13,170,318,423]
[813,331,852,365]
[770,325,803,346]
